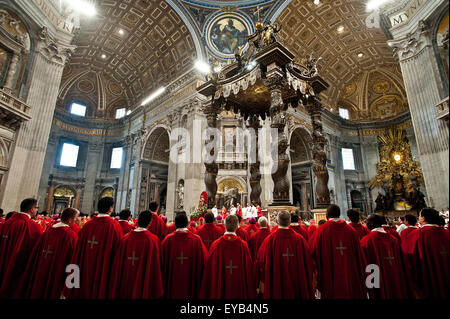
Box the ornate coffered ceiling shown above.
[59,0,198,118]
[274,0,403,115]
[58,0,407,122]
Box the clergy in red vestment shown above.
[244,218,259,237]
[118,209,134,235]
[235,214,249,241]
[63,197,123,299]
[215,215,226,233]
[290,214,309,241]
[257,211,314,299]
[166,221,176,235]
[148,201,167,241]
[196,213,223,250]
[361,214,409,299]
[308,220,317,237]
[188,221,197,234]
[0,199,42,298]
[347,209,370,239]
[310,204,366,299]
[400,214,418,253]
[381,216,401,243]
[409,208,449,299]
[161,212,207,299]
[248,217,271,261]
[20,208,79,299]
[199,215,256,299]
[110,210,163,299]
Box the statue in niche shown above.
[223,186,239,210]
[176,180,184,209]
[375,192,385,211]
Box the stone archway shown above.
[139,127,170,212]
[289,127,313,215]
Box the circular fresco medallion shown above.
[77,79,94,93]
[205,13,253,59]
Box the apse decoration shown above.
[369,128,426,213]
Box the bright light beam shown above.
[366,0,392,12]
[141,87,166,106]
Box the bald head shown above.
[258,216,268,228]
[277,211,291,227]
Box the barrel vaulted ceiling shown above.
[58,0,407,122]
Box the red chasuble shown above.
[400,226,417,253]
[383,225,401,243]
[166,222,176,235]
[308,224,317,237]
[199,234,256,299]
[216,223,225,234]
[0,213,42,298]
[244,224,259,237]
[148,212,167,241]
[410,225,449,298]
[196,223,223,250]
[257,228,314,299]
[289,224,309,241]
[110,229,163,299]
[118,220,133,235]
[236,226,249,241]
[20,224,78,299]
[187,226,197,234]
[64,216,123,299]
[360,230,409,299]
[248,228,271,261]
[310,220,366,299]
[349,222,370,239]
[161,231,207,298]
[70,223,81,234]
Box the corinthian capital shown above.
[36,26,76,66]
[388,20,431,61]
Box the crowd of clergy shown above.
[0,197,448,299]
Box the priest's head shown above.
[404,214,417,226]
[277,211,291,227]
[258,216,268,228]
[291,214,299,223]
[98,196,114,215]
[149,201,159,213]
[204,212,215,223]
[326,204,341,220]
[20,198,38,218]
[119,209,131,221]
[225,215,239,233]
[347,209,360,223]
[175,212,188,229]
[61,207,79,226]
[366,214,383,230]
[419,208,440,225]
[137,210,153,228]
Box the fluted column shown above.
[0,27,75,212]
[389,21,449,209]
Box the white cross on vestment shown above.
[2,235,8,239]
[128,251,139,266]
[42,245,53,259]
[87,235,99,249]
[335,240,347,256]
[282,248,294,262]
[226,259,238,275]
[177,251,188,265]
